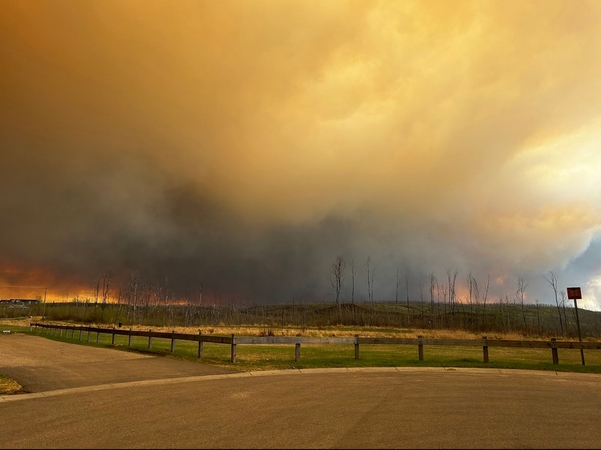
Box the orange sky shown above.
[1,1,601,307]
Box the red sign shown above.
[567,287,582,300]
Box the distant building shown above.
[0,299,41,305]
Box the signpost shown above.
[567,287,585,366]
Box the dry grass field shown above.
[0,317,535,341]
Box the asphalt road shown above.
[2,333,601,448]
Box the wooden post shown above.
[482,336,489,363]
[418,335,424,361]
[148,329,153,349]
[198,331,204,358]
[171,330,176,353]
[29,323,33,332]
[128,328,132,346]
[60,328,63,338]
[355,335,360,359]
[295,343,301,362]
[111,328,115,345]
[79,328,82,340]
[96,330,100,343]
[87,330,90,342]
[573,297,585,366]
[551,338,559,365]
[231,334,237,363]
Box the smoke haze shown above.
[1,0,601,307]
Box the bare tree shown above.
[101,269,112,310]
[544,271,564,336]
[330,256,346,323]
[405,272,410,308]
[429,273,437,315]
[535,299,541,333]
[419,281,425,319]
[482,273,490,312]
[350,260,357,305]
[93,274,101,305]
[560,290,569,336]
[516,277,528,329]
[395,268,400,309]
[446,269,457,320]
[365,256,374,306]
[130,271,139,326]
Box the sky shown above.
[1,0,601,308]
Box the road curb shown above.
[2,366,599,403]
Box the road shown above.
[2,333,601,448]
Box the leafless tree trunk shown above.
[447,269,457,321]
[330,256,346,324]
[482,274,490,312]
[93,275,101,305]
[419,281,425,319]
[351,260,356,305]
[544,271,564,336]
[429,273,436,314]
[535,299,540,333]
[101,270,112,310]
[517,277,528,330]
[560,290,569,336]
[365,256,374,305]
[405,272,410,308]
[395,268,400,309]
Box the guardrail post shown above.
[29,323,32,332]
[551,338,559,364]
[231,334,237,363]
[355,335,360,359]
[79,327,82,341]
[111,327,115,345]
[96,329,100,343]
[148,329,153,349]
[128,328,132,346]
[418,335,424,361]
[295,342,301,362]
[198,331,203,358]
[87,329,90,342]
[171,330,176,353]
[482,336,489,363]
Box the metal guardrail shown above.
[30,323,601,365]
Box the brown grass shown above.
[20,320,542,341]
[0,374,22,395]
[8,317,587,342]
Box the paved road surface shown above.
[2,333,601,448]
[0,334,233,392]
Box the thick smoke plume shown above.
[1,1,601,307]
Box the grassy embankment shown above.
[2,318,601,374]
